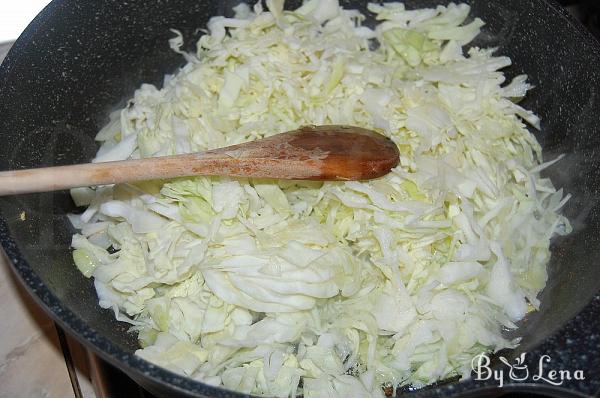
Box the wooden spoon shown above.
[0,125,399,196]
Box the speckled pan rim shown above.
[0,0,598,397]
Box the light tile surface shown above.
[0,249,95,398]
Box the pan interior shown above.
[0,0,599,396]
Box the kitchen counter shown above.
[0,249,95,398]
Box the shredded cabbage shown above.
[70,1,571,396]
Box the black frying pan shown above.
[0,1,599,397]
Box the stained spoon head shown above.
[219,125,401,181]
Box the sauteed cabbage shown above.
[69,1,571,396]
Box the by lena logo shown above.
[471,352,585,388]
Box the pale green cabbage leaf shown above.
[69,1,571,397]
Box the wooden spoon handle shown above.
[0,152,356,195]
[0,154,206,195]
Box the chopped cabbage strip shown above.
[70,1,571,397]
